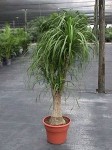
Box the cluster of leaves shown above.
[29,11,97,93]
[0,25,29,62]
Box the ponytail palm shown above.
[29,11,96,125]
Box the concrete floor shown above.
[0,44,112,150]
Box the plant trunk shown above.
[94,0,99,40]
[98,0,105,93]
[49,91,66,125]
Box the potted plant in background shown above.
[15,28,30,55]
[0,25,30,66]
[27,16,47,43]
[12,28,24,57]
[0,32,3,66]
[28,11,97,144]
[11,33,21,58]
[105,27,112,42]
[0,25,15,65]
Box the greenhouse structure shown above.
[0,0,112,149]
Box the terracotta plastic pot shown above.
[43,116,71,144]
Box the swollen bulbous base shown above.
[49,116,66,126]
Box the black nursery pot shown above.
[2,57,7,65]
[2,57,11,66]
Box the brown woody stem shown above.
[49,91,66,125]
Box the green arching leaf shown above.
[59,35,68,63]
[52,34,63,60]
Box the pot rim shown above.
[43,116,71,128]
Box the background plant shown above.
[105,27,112,42]
[0,32,4,62]
[0,25,30,64]
[0,25,15,60]
[14,28,30,55]
[27,16,47,42]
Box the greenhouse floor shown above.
[0,43,112,150]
